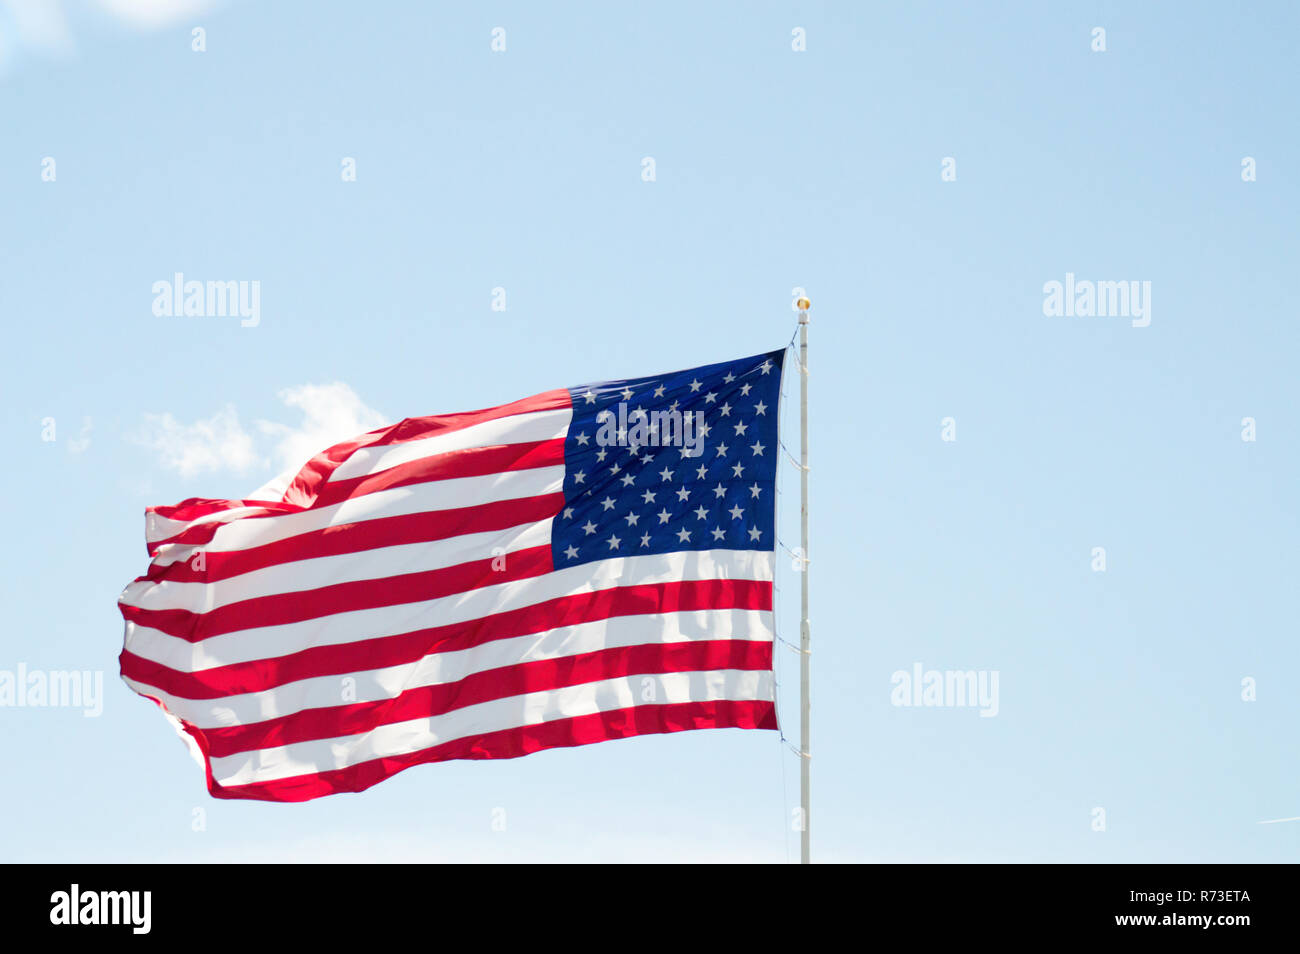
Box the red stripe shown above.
[142,492,562,585]
[121,545,555,642]
[202,640,772,758]
[206,700,777,802]
[145,440,566,557]
[358,390,570,451]
[151,498,282,522]
[147,389,570,529]
[312,438,564,508]
[121,578,772,698]
[146,506,281,557]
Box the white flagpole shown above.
[797,296,811,864]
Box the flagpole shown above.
[796,296,811,864]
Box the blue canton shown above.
[551,349,785,568]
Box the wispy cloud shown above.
[0,0,223,72]
[1,1,74,56]
[135,383,387,495]
[257,383,389,477]
[136,403,260,479]
[91,0,220,31]
[66,415,92,454]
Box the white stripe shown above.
[209,669,773,786]
[145,409,570,545]
[146,506,264,545]
[124,549,773,672]
[127,608,774,727]
[147,466,563,567]
[123,519,552,613]
[329,408,570,482]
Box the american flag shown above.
[118,349,786,801]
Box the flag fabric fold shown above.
[118,349,785,801]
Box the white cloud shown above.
[92,0,220,30]
[136,383,388,498]
[66,415,92,455]
[256,383,389,478]
[0,0,222,71]
[136,403,260,479]
[1,1,73,55]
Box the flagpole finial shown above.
[796,296,810,322]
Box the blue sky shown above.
[1,0,1296,862]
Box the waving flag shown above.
[118,350,785,801]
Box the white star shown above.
[759,360,773,375]
[624,512,640,526]
[753,400,767,416]
[712,483,726,499]
[750,440,765,456]
[621,387,633,400]
[565,545,580,559]
[575,432,590,445]
[657,508,672,525]
[607,533,621,550]
[723,372,735,383]
[694,505,708,520]
[642,489,657,504]
[704,392,717,404]
[621,473,636,487]
[582,520,597,535]
[729,504,744,519]
[711,526,726,541]
[731,462,745,478]
[595,448,608,462]
[583,390,596,404]
[676,527,692,543]
[698,422,711,438]
[600,496,615,511]
[676,486,691,502]
[695,464,708,480]
[597,409,612,422]
[573,471,586,484]
[740,383,752,396]
[733,421,748,436]
[749,483,762,498]
[610,462,621,475]
[748,526,763,541]
[653,384,666,398]
[640,532,652,547]
[563,507,574,519]
[719,402,732,417]
[688,379,702,392]
[715,442,729,457]
[659,467,674,482]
